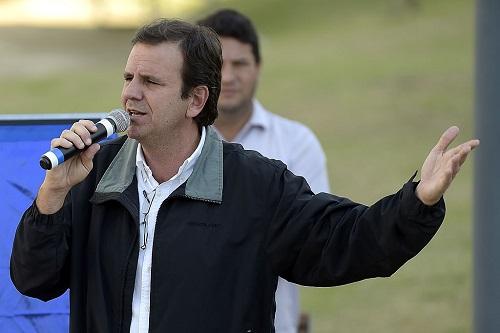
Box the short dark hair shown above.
[197,9,261,64]
[132,19,222,127]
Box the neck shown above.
[140,124,201,183]
[215,102,253,141]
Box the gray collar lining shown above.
[95,126,223,203]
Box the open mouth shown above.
[128,109,146,117]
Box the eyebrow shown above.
[232,58,250,64]
[123,71,163,82]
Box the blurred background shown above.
[0,0,474,332]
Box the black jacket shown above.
[11,126,445,332]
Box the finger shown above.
[449,147,468,169]
[443,139,475,160]
[446,142,468,159]
[448,139,480,165]
[448,144,476,178]
[449,154,462,178]
[51,137,74,149]
[71,122,94,146]
[433,126,460,153]
[75,120,98,134]
[467,138,481,150]
[76,119,98,131]
[80,143,100,171]
[436,155,458,187]
[456,141,479,167]
[61,129,86,149]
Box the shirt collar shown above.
[135,126,206,189]
[247,99,270,130]
[227,99,270,142]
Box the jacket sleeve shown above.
[266,168,445,287]
[10,197,71,301]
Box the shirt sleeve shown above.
[286,126,330,194]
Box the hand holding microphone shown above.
[40,108,130,170]
[36,109,130,214]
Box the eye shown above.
[233,60,249,68]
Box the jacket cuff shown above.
[28,199,66,226]
[400,179,446,226]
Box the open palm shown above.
[416,126,480,206]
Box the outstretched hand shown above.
[415,126,480,206]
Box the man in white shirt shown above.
[198,9,330,332]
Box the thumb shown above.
[434,126,460,153]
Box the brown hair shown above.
[198,9,261,64]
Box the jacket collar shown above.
[94,126,223,204]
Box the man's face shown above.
[121,42,191,143]
[218,37,260,114]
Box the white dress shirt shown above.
[129,127,206,333]
[215,100,330,333]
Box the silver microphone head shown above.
[107,108,130,132]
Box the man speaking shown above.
[10,18,479,332]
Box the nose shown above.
[121,77,143,105]
[221,63,236,85]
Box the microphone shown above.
[39,108,130,170]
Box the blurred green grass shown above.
[1,0,475,331]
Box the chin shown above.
[126,127,140,140]
[219,104,243,115]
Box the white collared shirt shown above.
[129,127,206,333]
[215,100,330,333]
[218,100,329,195]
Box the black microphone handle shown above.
[39,120,116,170]
[56,123,110,161]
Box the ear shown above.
[186,86,209,119]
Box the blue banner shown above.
[0,116,112,332]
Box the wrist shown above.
[415,183,441,206]
[36,181,70,214]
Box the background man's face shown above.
[218,37,260,114]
